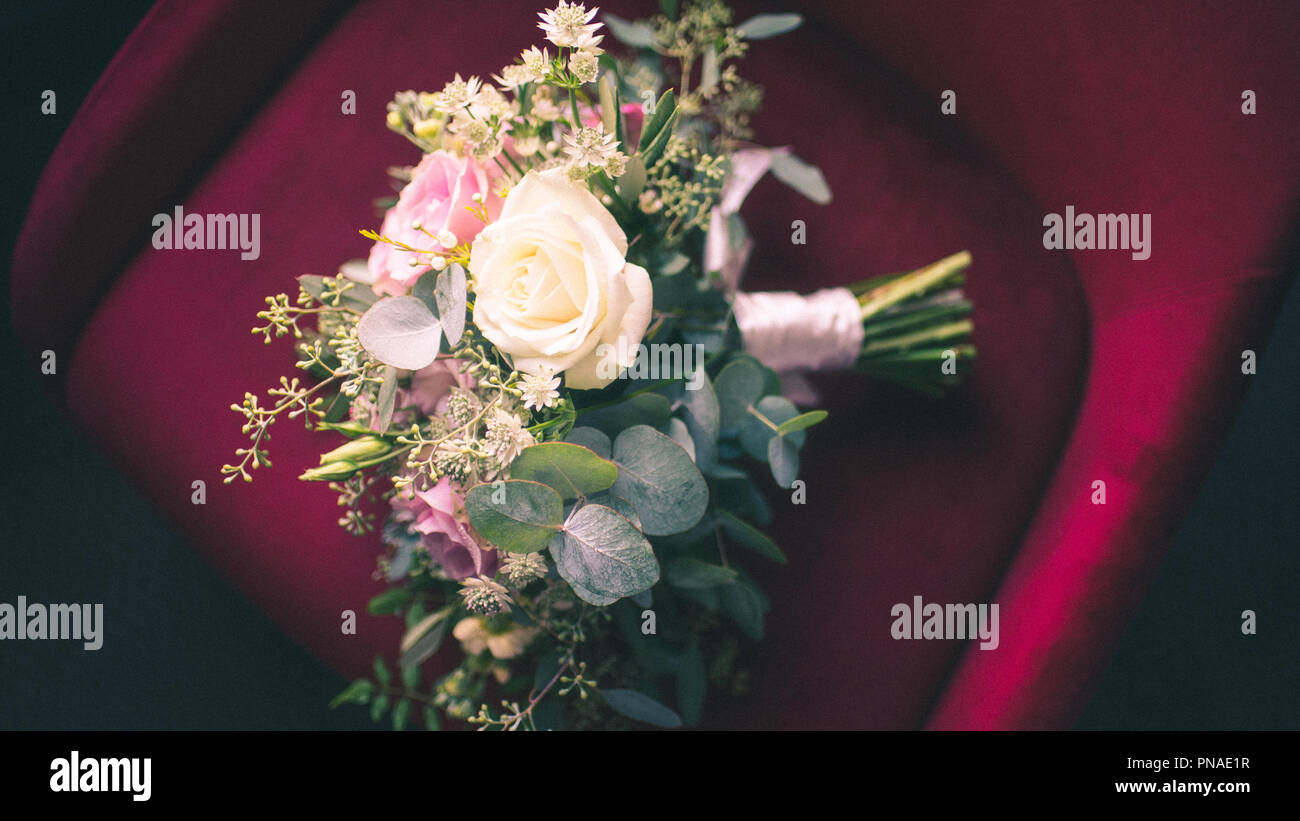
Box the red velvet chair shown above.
[12,0,1299,728]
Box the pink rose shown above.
[364,150,504,296]
[391,476,495,580]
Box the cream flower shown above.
[468,168,653,389]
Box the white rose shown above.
[468,168,653,389]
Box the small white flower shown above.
[494,64,533,90]
[459,576,512,615]
[538,2,602,48]
[518,368,561,411]
[568,50,600,84]
[484,408,535,467]
[433,74,482,113]
[501,551,549,586]
[520,46,552,83]
[513,134,542,156]
[563,126,620,169]
[436,229,458,248]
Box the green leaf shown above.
[676,643,706,726]
[603,12,657,48]
[720,579,767,640]
[465,480,564,553]
[367,587,412,616]
[714,357,766,431]
[661,418,695,462]
[736,13,803,39]
[768,435,799,488]
[508,442,618,499]
[777,410,828,434]
[638,90,677,153]
[393,698,412,731]
[401,662,419,690]
[664,557,738,589]
[770,152,832,205]
[399,605,454,668]
[435,263,468,345]
[329,678,374,709]
[714,509,786,563]
[424,705,442,731]
[576,392,672,436]
[739,395,804,460]
[551,504,660,603]
[599,72,622,146]
[600,688,682,728]
[370,694,390,723]
[376,365,398,434]
[611,425,708,536]
[357,296,442,370]
[373,656,390,686]
[564,426,612,459]
[411,269,439,316]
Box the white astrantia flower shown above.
[468,167,653,389]
[501,551,549,586]
[563,126,620,169]
[433,74,482,114]
[568,50,600,84]
[494,64,533,90]
[518,367,561,411]
[459,576,512,615]
[537,2,602,48]
[484,408,535,467]
[520,46,552,83]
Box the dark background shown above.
[2,1,1296,730]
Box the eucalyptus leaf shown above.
[611,425,708,536]
[661,418,696,462]
[564,426,612,458]
[465,480,563,553]
[739,395,803,460]
[676,644,706,726]
[770,152,832,205]
[435,264,467,345]
[398,606,453,668]
[664,557,738,589]
[714,357,766,431]
[777,410,828,434]
[357,296,442,370]
[552,504,659,602]
[603,12,657,47]
[576,392,672,436]
[720,578,767,640]
[714,508,786,563]
[768,435,800,488]
[736,13,803,39]
[508,441,618,499]
[599,688,683,728]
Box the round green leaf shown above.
[664,557,738,589]
[551,504,659,602]
[357,296,443,370]
[565,426,612,458]
[465,480,563,553]
[714,357,766,431]
[739,395,804,460]
[600,688,683,728]
[508,442,618,499]
[611,425,708,536]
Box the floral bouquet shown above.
[223,0,974,730]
